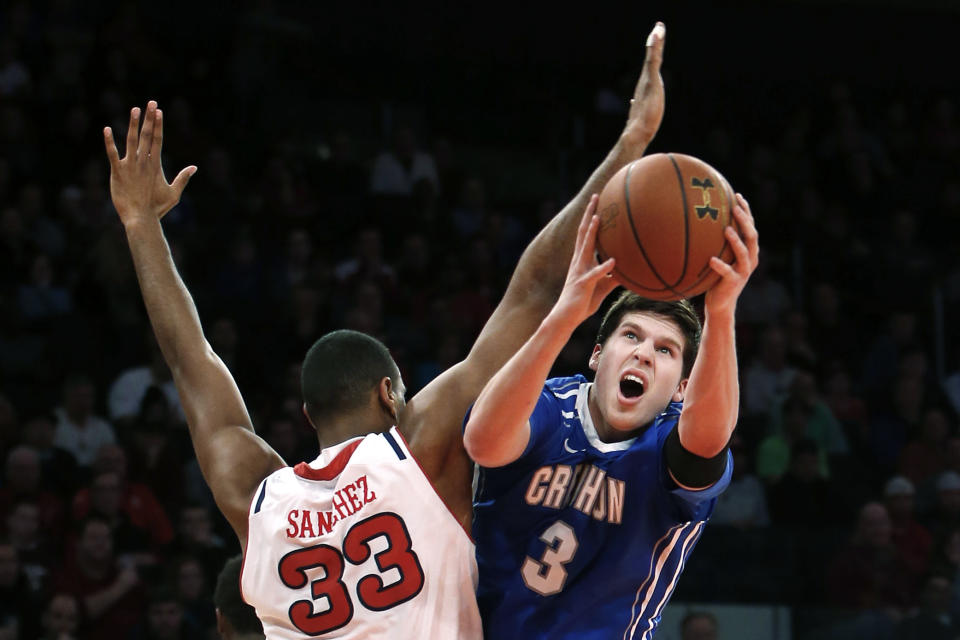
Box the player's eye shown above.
[624,331,637,341]
[657,346,673,355]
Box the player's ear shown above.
[672,378,688,402]
[588,344,603,372]
[301,403,315,428]
[378,377,400,423]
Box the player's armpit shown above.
[201,426,286,546]
[663,426,729,490]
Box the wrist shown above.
[122,214,160,237]
[703,305,736,330]
[542,306,582,341]
[617,130,653,162]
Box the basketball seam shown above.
[676,175,733,296]
[622,160,684,299]
[666,153,691,291]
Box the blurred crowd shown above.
[1,2,959,639]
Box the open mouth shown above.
[619,374,645,399]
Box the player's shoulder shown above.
[651,400,683,443]
[545,374,589,398]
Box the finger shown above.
[709,256,736,278]
[572,196,599,263]
[586,256,616,281]
[125,107,140,159]
[585,192,599,217]
[596,270,621,299]
[734,192,755,226]
[103,127,121,171]
[643,22,666,71]
[151,108,164,159]
[576,215,604,269]
[724,226,750,266]
[138,100,158,159]
[170,165,198,198]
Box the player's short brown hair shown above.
[595,290,702,377]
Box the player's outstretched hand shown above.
[549,194,620,328]
[103,100,196,227]
[704,193,759,316]
[621,21,666,153]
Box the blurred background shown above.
[0,1,958,638]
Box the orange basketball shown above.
[595,153,738,301]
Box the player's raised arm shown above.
[464,200,618,467]
[103,101,285,548]
[675,194,759,462]
[402,23,667,507]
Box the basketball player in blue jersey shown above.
[463,185,759,636]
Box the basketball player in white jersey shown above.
[102,21,667,639]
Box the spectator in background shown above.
[808,282,861,367]
[128,586,202,640]
[768,369,848,463]
[680,610,719,640]
[168,503,231,586]
[768,438,840,527]
[883,475,933,594]
[869,374,926,476]
[899,407,953,488]
[71,445,174,563]
[711,434,770,529]
[734,258,791,330]
[826,502,912,634]
[370,125,439,196]
[213,555,263,640]
[333,227,397,293]
[53,374,116,469]
[53,517,144,639]
[19,411,80,495]
[925,471,960,546]
[5,500,55,594]
[860,307,919,402]
[39,593,80,640]
[744,324,795,419]
[123,385,192,510]
[895,573,960,640]
[0,445,64,533]
[107,340,184,427]
[757,394,829,483]
[17,253,72,320]
[172,555,215,634]
[0,539,42,639]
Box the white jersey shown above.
[242,427,481,639]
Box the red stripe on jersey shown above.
[294,439,363,481]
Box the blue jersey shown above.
[471,375,732,640]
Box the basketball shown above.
[595,153,739,300]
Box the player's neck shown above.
[316,409,393,449]
[586,386,634,443]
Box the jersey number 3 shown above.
[521,520,579,596]
[278,512,425,635]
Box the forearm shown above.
[464,312,578,467]
[123,216,253,434]
[124,217,207,369]
[677,309,739,456]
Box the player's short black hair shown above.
[214,555,263,636]
[595,290,702,377]
[301,330,400,425]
